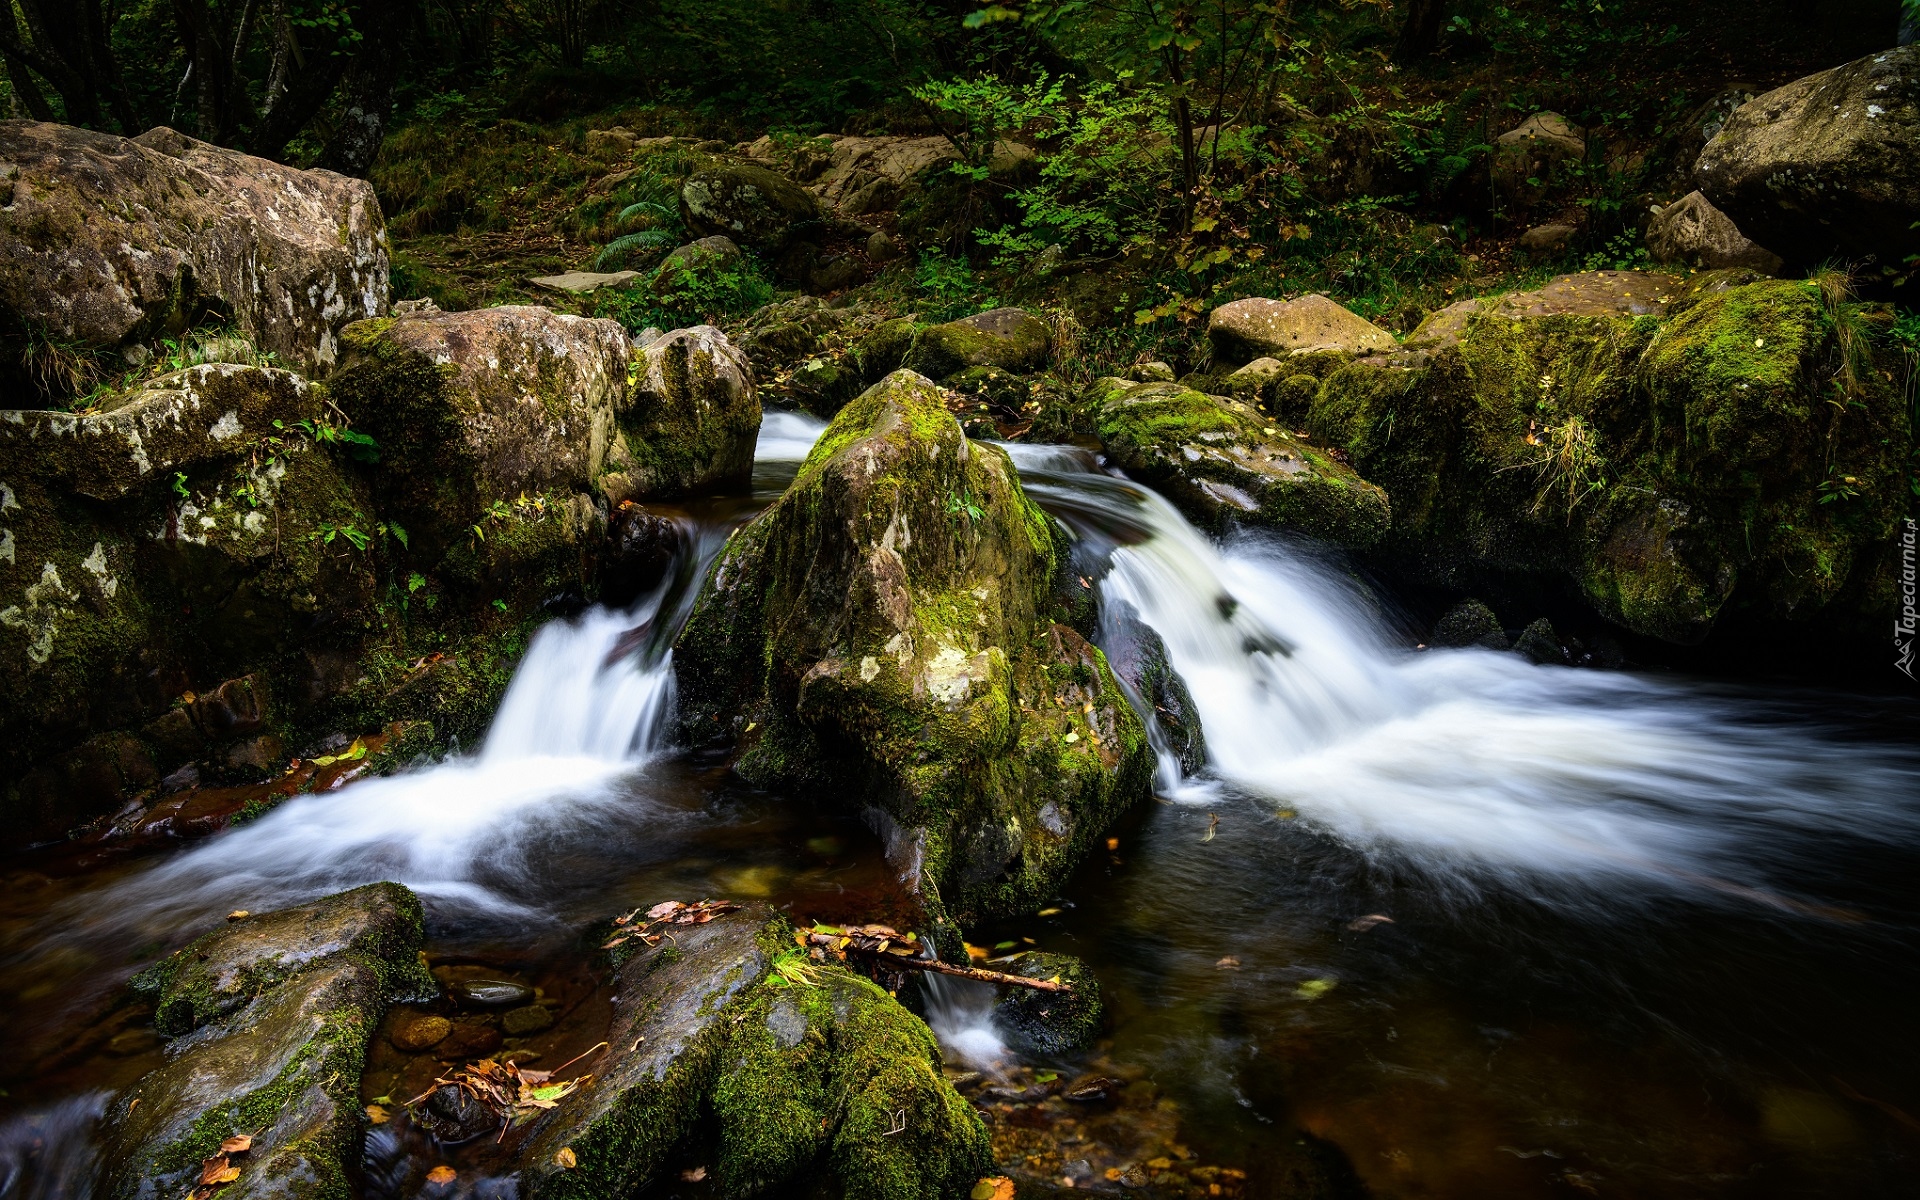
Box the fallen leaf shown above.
[198,1156,230,1185]
[1216,956,1241,970]
[1347,914,1394,932]
[364,1104,389,1124]
[556,1147,578,1169]
[1105,837,1120,851]
[680,1166,708,1182]
[1296,978,1337,1000]
[220,1134,252,1154]
[1037,907,1063,916]
[426,1165,457,1186]
[210,1167,240,1184]
[226,910,249,921]
[971,1178,1016,1200]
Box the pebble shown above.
[501,1004,555,1036]
[391,1015,452,1052]
[455,978,534,1007]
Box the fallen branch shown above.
[798,929,1070,993]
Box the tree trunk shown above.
[319,0,412,177]
[1395,0,1447,63]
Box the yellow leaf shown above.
[211,1167,240,1184]
[364,1105,389,1124]
[557,1147,578,1169]
[426,1165,457,1186]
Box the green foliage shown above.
[593,258,777,333]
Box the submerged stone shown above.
[1430,599,1509,650]
[990,951,1104,1058]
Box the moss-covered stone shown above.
[605,325,760,500]
[1306,276,1912,645]
[521,904,989,1200]
[675,371,1152,925]
[129,881,433,1037]
[101,883,431,1200]
[990,951,1104,1058]
[680,161,828,255]
[903,308,1051,380]
[1096,379,1391,548]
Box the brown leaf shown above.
[220,1134,252,1154]
[556,1147,578,1169]
[1215,956,1241,970]
[426,1165,457,1186]
[198,1155,230,1185]
[364,1104,390,1124]
[1346,914,1394,932]
[210,1167,240,1184]
[971,1178,1016,1200]
[645,901,683,919]
[680,1166,707,1182]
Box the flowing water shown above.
[2,419,1918,1198]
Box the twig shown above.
[798,931,1070,992]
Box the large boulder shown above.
[518,903,989,1200]
[1695,45,1920,269]
[328,306,627,550]
[100,883,432,1200]
[604,325,760,501]
[0,122,387,400]
[1646,190,1783,274]
[681,161,827,254]
[674,371,1153,926]
[0,364,380,844]
[1207,294,1395,365]
[1307,276,1911,645]
[903,307,1052,380]
[1095,379,1391,547]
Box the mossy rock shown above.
[519,904,989,1200]
[990,951,1104,1058]
[1095,379,1391,548]
[674,370,1152,925]
[606,325,760,501]
[680,161,827,254]
[902,308,1051,380]
[1103,599,1205,773]
[1430,599,1508,650]
[129,881,434,1037]
[101,883,432,1200]
[1306,276,1913,646]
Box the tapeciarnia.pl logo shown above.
[1899,518,1917,680]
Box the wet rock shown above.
[904,307,1052,380]
[1094,379,1390,548]
[605,325,760,501]
[1103,600,1206,774]
[502,1004,555,1036]
[1512,617,1568,665]
[1646,191,1783,274]
[451,978,535,1008]
[392,1014,452,1052]
[1695,45,1920,269]
[1493,112,1586,205]
[680,161,827,255]
[991,952,1104,1058]
[1208,295,1395,365]
[102,883,432,1200]
[437,1021,503,1060]
[1430,600,1509,650]
[518,903,989,1200]
[674,371,1152,925]
[604,502,685,605]
[0,121,387,399]
[330,305,628,550]
[421,1083,499,1144]
[128,881,433,1037]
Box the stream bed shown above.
[4,415,1918,1199]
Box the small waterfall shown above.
[919,973,1011,1076]
[1014,448,1920,906]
